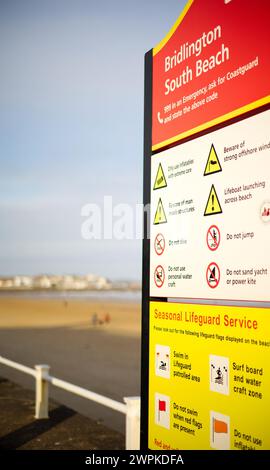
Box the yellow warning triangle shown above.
[153,163,167,190]
[204,144,222,176]
[154,198,167,224]
[204,185,222,216]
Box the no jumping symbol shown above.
[207,225,220,251]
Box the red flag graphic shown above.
[159,400,166,412]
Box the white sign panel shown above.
[150,109,270,301]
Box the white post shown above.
[35,364,50,419]
[124,396,140,450]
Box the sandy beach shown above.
[0,295,141,433]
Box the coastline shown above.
[0,289,141,302]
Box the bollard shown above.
[35,364,50,419]
[124,396,140,450]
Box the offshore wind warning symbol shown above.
[153,163,167,190]
[206,262,220,289]
[204,185,222,216]
[154,265,165,288]
[154,198,167,225]
[204,144,222,176]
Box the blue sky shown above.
[0,0,185,280]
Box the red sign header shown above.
[152,0,270,151]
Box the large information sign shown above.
[141,0,270,451]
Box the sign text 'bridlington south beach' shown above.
[164,25,229,94]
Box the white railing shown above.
[0,355,140,450]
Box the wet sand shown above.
[0,296,141,433]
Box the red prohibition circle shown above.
[206,262,220,289]
[154,233,165,256]
[206,225,220,251]
[154,265,165,288]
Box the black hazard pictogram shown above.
[204,185,222,216]
[154,198,167,225]
[153,163,167,190]
[204,144,222,176]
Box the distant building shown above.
[0,278,15,288]
[0,273,137,291]
[13,276,33,288]
[59,275,75,290]
[72,277,88,290]
[34,275,52,289]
